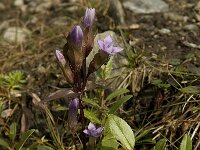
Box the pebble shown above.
[123,0,169,14]
[14,0,24,7]
[0,2,5,10]
[164,12,188,22]
[3,27,31,43]
[158,28,171,34]
[183,24,199,33]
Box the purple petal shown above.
[103,45,113,54]
[55,50,66,65]
[83,129,90,135]
[83,8,95,29]
[104,35,113,46]
[90,127,103,137]
[88,122,96,130]
[96,127,103,134]
[98,40,104,50]
[112,47,123,53]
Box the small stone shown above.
[158,28,171,34]
[123,0,169,14]
[183,24,199,33]
[3,27,31,43]
[195,14,200,22]
[14,0,24,7]
[0,2,5,10]
[0,21,9,31]
[164,12,188,22]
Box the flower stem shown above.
[79,96,86,150]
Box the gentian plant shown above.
[55,8,135,150]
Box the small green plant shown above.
[0,122,35,150]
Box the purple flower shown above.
[68,98,79,132]
[55,49,66,66]
[70,25,83,47]
[83,122,103,138]
[83,8,95,29]
[98,35,123,55]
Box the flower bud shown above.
[70,26,83,48]
[83,8,95,29]
[55,49,66,66]
[63,26,84,71]
[55,49,74,84]
[68,98,79,133]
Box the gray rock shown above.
[108,0,126,24]
[123,0,169,14]
[3,27,31,43]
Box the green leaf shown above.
[9,122,17,141]
[103,56,113,79]
[0,138,10,149]
[107,115,135,150]
[106,88,129,101]
[15,129,35,150]
[151,138,166,150]
[180,86,200,94]
[101,134,119,150]
[180,134,192,150]
[151,79,170,89]
[97,56,113,80]
[135,129,151,142]
[109,95,132,114]
[84,109,101,124]
[82,98,100,108]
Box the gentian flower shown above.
[70,25,83,48]
[98,35,123,55]
[83,122,103,138]
[68,98,79,133]
[83,8,95,29]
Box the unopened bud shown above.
[55,49,74,84]
[70,26,83,48]
[83,8,95,29]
